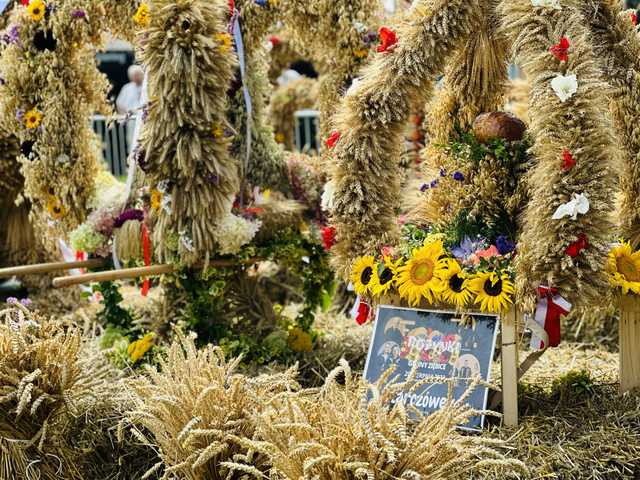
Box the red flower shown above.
[21,0,29,5]
[228,0,235,13]
[243,206,263,216]
[377,27,398,53]
[562,149,576,171]
[355,301,371,325]
[550,37,570,62]
[632,11,638,26]
[268,35,280,47]
[326,130,341,148]
[565,233,588,258]
[321,226,336,251]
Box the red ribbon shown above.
[356,301,371,325]
[535,286,571,348]
[141,223,151,297]
[550,37,570,62]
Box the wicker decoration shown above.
[327,0,483,277]
[500,0,619,309]
[137,0,238,265]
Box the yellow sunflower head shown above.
[27,0,46,22]
[350,255,377,296]
[354,48,369,59]
[370,256,401,297]
[24,108,42,129]
[608,242,640,295]
[396,240,446,306]
[439,259,473,309]
[468,271,514,313]
[133,3,150,27]
[215,32,233,53]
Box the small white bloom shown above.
[551,74,578,102]
[552,193,590,220]
[301,256,310,264]
[215,213,262,255]
[161,195,172,214]
[179,231,195,252]
[346,77,362,97]
[264,39,273,52]
[157,180,170,193]
[352,21,367,33]
[531,0,561,9]
[321,180,336,212]
[56,154,69,164]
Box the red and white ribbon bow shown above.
[529,286,572,350]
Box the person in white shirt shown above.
[116,64,144,115]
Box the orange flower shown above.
[377,27,398,53]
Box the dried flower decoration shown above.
[551,73,578,102]
[27,0,46,21]
[377,26,397,53]
[23,108,42,129]
[133,3,149,27]
[561,149,576,171]
[550,36,569,62]
[212,123,224,138]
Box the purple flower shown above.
[88,209,116,238]
[20,298,32,307]
[439,168,446,177]
[451,236,487,260]
[113,209,144,228]
[496,235,516,255]
[3,24,20,45]
[430,179,438,188]
[141,103,149,122]
[6,297,17,305]
[71,9,86,18]
[255,0,268,6]
[453,171,464,181]
[206,173,219,185]
[420,183,428,192]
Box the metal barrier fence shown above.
[91,115,132,177]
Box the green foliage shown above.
[551,369,596,403]
[93,281,135,331]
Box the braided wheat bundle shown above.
[500,0,619,309]
[328,0,483,277]
[138,0,238,265]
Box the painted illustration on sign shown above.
[363,305,499,430]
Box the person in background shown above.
[116,64,143,116]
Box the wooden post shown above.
[0,258,107,278]
[501,307,519,427]
[52,264,174,288]
[619,295,640,393]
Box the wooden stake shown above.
[501,307,519,427]
[619,295,640,393]
[0,258,107,278]
[52,264,174,288]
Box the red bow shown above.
[326,131,341,149]
[356,300,371,325]
[565,233,588,258]
[531,286,571,348]
[21,0,29,5]
[141,223,151,297]
[377,27,398,53]
[321,226,336,251]
[550,37,570,62]
[228,0,235,14]
[562,149,576,171]
[268,35,280,47]
[632,12,638,26]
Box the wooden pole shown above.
[619,295,640,393]
[0,258,107,278]
[500,306,519,427]
[52,264,174,288]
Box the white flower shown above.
[215,213,262,255]
[346,77,361,97]
[552,193,590,220]
[551,74,578,102]
[161,194,172,214]
[179,231,195,252]
[531,0,561,9]
[321,180,336,212]
[56,153,69,164]
[157,179,170,193]
[352,21,367,33]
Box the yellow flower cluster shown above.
[607,242,640,295]
[351,240,515,313]
[133,3,150,27]
[128,333,155,363]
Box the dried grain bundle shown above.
[417,0,509,226]
[328,0,483,278]
[138,0,239,265]
[500,0,619,310]
[254,197,305,242]
[0,301,126,480]
[269,76,320,151]
[0,2,116,246]
[286,151,327,212]
[577,1,640,247]
[126,332,299,480]
[236,360,526,479]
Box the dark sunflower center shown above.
[379,267,393,285]
[360,266,373,285]
[448,274,464,293]
[53,206,61,214]
[483,278,503,297]
[33,7,41,14]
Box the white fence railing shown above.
[91,115,133,177]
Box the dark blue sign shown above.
[363,305,499,430]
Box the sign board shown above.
[363,305,499,431]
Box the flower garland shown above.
[327,0,483,278]
[500,0,618,310]
[136,0,239,265]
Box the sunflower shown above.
[468,271,514,313]
[370,256,401,297]
[27,0,46,21]
[24,108,42,129]
[133,3,150,27]
[215,32,233,52]
[396,240,446,306]
[150,189,162,212]
[439,259,473,309]
[608,242,640,295]
[45,195,65,220]
[351,255,377,296]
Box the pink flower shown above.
[381,245,395,257]
[472,245,500,264]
